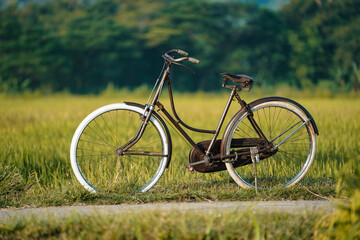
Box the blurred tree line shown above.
[0,0,359,93]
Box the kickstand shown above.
[250,147,260,194]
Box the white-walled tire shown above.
[70,103,170,193]
[224,101,316,189]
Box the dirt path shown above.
[0,200,335,221]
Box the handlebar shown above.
[163,49,200,64]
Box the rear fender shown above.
[221,96,319,154]
[249,97,319,135]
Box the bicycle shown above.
[70,49,319,193]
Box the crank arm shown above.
[184,158,211,174]
[186,158,210,166]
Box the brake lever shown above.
[172,61,196,74]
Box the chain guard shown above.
[188,140,224,173]
[188,138,272,173]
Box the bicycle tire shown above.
[70,103,170,193]
[223,100,316,189]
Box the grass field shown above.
[0,90,359,239]
[1,90,359,207]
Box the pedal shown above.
[184,163,195,173]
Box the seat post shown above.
[205,87,237,156]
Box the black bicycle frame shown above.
[118,59,269,162]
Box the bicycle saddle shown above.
[221,73,254,85]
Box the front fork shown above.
[116,104,153,156]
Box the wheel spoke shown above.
[86,123,117,149]
[225,101,315,190]
[270,120,301,143]
[71,105,169,193]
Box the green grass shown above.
[0,209,321,240]
[0,90,359,208]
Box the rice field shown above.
[0,90,359,207]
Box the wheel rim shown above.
[72,105,168,193]
[226,102,316,189]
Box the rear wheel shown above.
[70,103,170,193]
[224,101,316,189]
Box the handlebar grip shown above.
[188,57,200,64]
[176,49,188,56]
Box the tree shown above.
[281,0,360,89]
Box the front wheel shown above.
[70,103,170,193]
[223,100,317,189]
